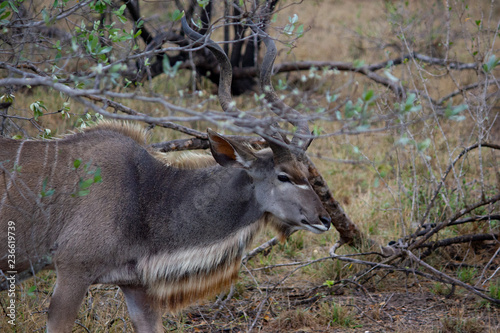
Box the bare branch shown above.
[409,193,500,251]
[418,233,499,255]
[242,237,280,264]
[151,135,265,152]
[7,0,93,29]
[405,250,500,305]
[417,143,500,228]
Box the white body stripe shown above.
[138,221,261,284]
[0,141,24,215]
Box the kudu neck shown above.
[140,161,264,250]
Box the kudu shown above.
[0,17,331,332]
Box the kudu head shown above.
[182,17,331,239]
[207,129,330,238]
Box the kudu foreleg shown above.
[46,273,91,332]
[120,285,163,333]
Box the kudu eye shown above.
[277,174,291,183]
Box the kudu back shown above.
[0,22,331,333]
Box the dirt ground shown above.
[163,281,500,333]
[1,273,499,332]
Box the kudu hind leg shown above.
[47,273,91,333]
[120,285,163,333]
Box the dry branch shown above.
[410,193,500,251]
[242,237,280,264]
[305,155,365,245]
[405,250,500,305]
[419,233,499,258]
[151,135,266,152]
[197,52,483,98]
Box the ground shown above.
[157,281,500,332]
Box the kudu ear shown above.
[207,129,257,168]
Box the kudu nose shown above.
[320,215,332,229]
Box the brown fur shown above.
[152,151,217,169]
[82,120,150,146]
[153,260,241,311]
[88,121,217,170]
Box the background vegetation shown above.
[0,0,499,331]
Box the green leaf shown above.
[41,128,52,139]
[283,23,294,35]
[0,93,14,104]
[171,9,183,22]
[362,89,376,104]
[73,159,81,169]
[76,189,90,197]
[162,55,182,78]
[296,24,304,37]
[133,29,142,39]
[326,91,338,103]
[397,135,414,146]
[323,280,335,287]
[482,54,499,73]
[397,93,421,114]
[115,4,126,16]
[355,124,370,132]
[277,79,287,90]
[197,0,209,9]
[353,59,365,69]
[417,138,431,152]
[27,285,36,297]
[30,101,47,121]
[79,178,94,190]
[0,8,11,21]
[97,45,112,55]
[384,69,399,82]
[40,178,55,198]
[7,1,19,14]
[444,103,468,121]
[93,167,102,183]
[42,8,51,25]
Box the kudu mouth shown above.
[300,215,331,233]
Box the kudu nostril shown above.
[320,215,332,228]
